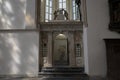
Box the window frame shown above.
[58,0,66,10]
[45,0,53,22]
[72,0,78,20]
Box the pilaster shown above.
[68,31,76,66]
[47,31,53,67]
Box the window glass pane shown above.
[59,3,62,8]
[45,0,53,21]
[49,15,52,20]
[59,0,62,2]
[73,0,75,4]
[63,3,66,8]
[73,3,75,6]
[63,0,66,2]
[46,7,49,12]
[45,13,49,19]
[72,0,78,20]
[50,8,52,14]
[50,1,52,7]
[46,0,49,5]
[73,7,75,12]
[73,14,76,20]
[59,0,66,9]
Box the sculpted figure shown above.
[54,9,69,20]
[63,9,68,20]
[54,10,57,20]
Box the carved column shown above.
[47,31,53,67]
[68,31,76,67]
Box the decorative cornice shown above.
[39,21,83,26]
[39,21,83,31]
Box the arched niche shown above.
[53,33,69,66]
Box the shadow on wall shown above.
[0,32,39,75]
[0,0,38,75]
[25,0,35,28]
[0,0,35,29]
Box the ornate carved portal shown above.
[40,28,83,67]
[37,0,84,69]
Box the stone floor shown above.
[0,75,88,80]
[0,77,85,80]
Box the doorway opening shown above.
[53,33,69,66]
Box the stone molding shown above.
[39,21,83,31]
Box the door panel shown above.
[53,39,69,66]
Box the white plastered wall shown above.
[83,0,120,77]
[0,0,39,76]
[0,32,39,76]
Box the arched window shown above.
[45,0,53,22]
[59,0,66,10]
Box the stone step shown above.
[39,67,88,80]
[40,76,89,80]
[39,72,87,77]
[41,67,84,73]
[39,73,88,80]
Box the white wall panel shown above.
[0,0,26,29]
[0,0,36,29]
[26,0,36,28]
[85,0,120,77]
[0,32,39,76]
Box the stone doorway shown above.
[53,33,69,66]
